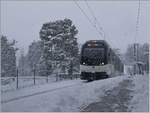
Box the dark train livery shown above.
[80,40,124,81]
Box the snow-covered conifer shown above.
[1,35,17,77]
[39,18,79,76]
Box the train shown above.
[80,40,124,81]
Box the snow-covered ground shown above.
[1,76,61,92]
[128,74,149,112]
[1,79,81,103]
[2,75,128,112]
[1,74,149,112]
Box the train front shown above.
[80,40,109,81]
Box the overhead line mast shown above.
[135,0,141,43]
[134,0,141,60]
[133,0,141,74]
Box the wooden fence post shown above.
[33,67,36,85]
[16,68,19,89]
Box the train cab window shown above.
[83,48,104,58]
[81,47,105,65]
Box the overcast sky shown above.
[1,0,150,54]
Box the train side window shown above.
[107,50,111,63]
[108,52,110,57]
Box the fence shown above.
[1,73,80,93]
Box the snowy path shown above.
[128,74,149,112]
[82,79,134,112]
[82,74,149,112]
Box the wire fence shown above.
[1,73,80,93]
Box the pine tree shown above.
[39,18,79,76]
[27,40,45,76]
[18,49,26,76]
[1,35,17,77]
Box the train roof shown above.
[85,40,107,43]
[83,40,124,64]
[84,40,109,46]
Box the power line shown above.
[84,0,119,49]
[74,0,94,28]
[74,0,119,50]
[84,0,105,39]
[74,0,104,40]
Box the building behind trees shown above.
[125,43,149,74]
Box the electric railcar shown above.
[80,40,124,81]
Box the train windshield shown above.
[82,48,105,65]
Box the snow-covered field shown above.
[1,79,81,104]
[1,76,66,93]
[1,74,149,112]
